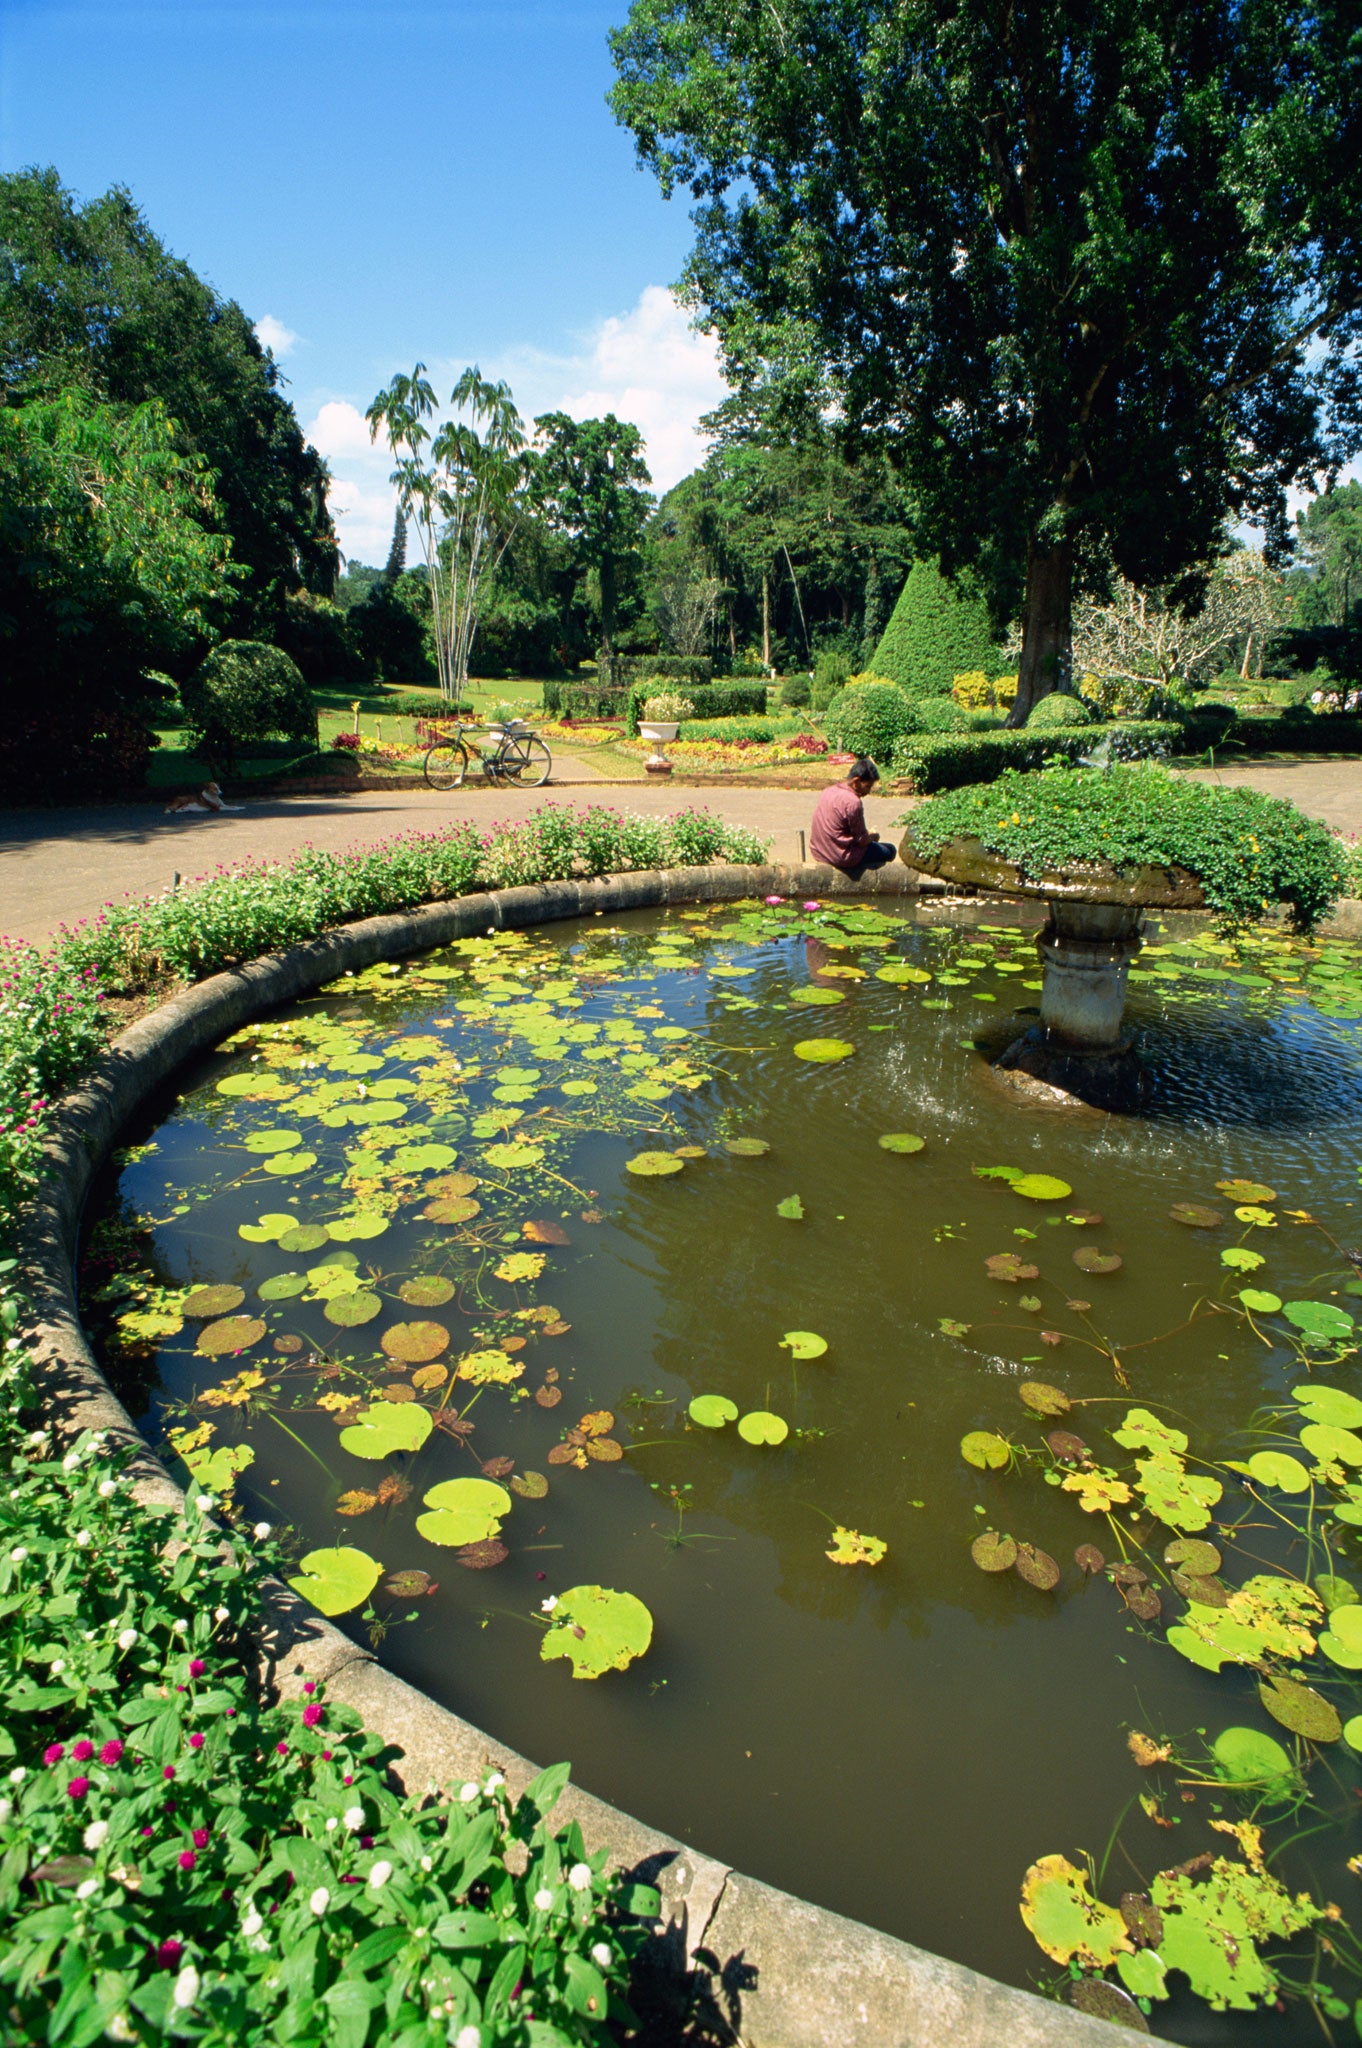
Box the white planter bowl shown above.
[638,721,680,743]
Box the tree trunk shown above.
[761,568,771,668]
[1008,535,1074,726]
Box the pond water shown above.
[83,897,1362,2041]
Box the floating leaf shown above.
[625,1151,685,1177]
[1293,1383,1362,1427]
[1283,1299,1354,1345]
[1112,1408,1188,1458]
[974,1165,1023,1182]
[510,1471,548,1499]
[776,1194,805,1220]
[1047,1430,1088,1462]
[1072,1977,1151,2028]
[483,1142,543,1169]
[457,1348,522,1386]
[1011,1174,1072,1201]
[1074,1544,1106,1574]
[1258,1673,1341,1742]
[792,1038,855,1063]
[196,1316,266,1357]
[985,1253,1038,1283]
[1019,1381,1072,1417]
[1235,1204,1276,1227]
[876,963,932,984]
[1315,1572,1359,1611]
[961,1430,1010,1470]
[826,1527,887,1566]
[1062,1468,1132,1513]
[1237,1288,1282,1314]
[1073,1247,1122,1274]
[325,1210,389,1243]
[381,1321,449,1364]
[539,1585,652,1679]
[1169,1203,1222,1228]
[939,1317,970,1338]
[424,1196,482,1223]
[789,986,845,1006]
[339,1402,433,1460]
[457,1539,509,1569]
[263,1150,316,1177]
[323,1290,382,1328]
[182,1285,245,1318]
[523,1219,570,1245]
[1134,1460,1222,1533]
[1216,1179,1276,1204]
[1211,1726,1296,1797]
[243,1129,303,1155]
[689,1394,739,1429]
[494,1251,546,1284]
[179,1440,254,1495]
[779,1330,828,1359]
[1019,1855,1132,1968]
[737,1410,789,1445]
[335,1488,377,1517]
[288,1546,381,1617]
[971,1531,1018,1572]
[1301,1420,1362,1465]
[416,1477,511,1548]
[1220,1246,1265,1272]
[399,1276,456,1308]
[724,1138,770,1156]
[1246,1450,1311,1492]
[877,1133,925,1154]
[1150,1855,1320,2010]
[1164,1538,1221,1576]
[279,1224,328,1252]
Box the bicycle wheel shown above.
[499,736,552,788]
[424,740,470,791]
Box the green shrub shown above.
[601,652,712,694]
[625,681,766,732]
[871,559,999,698]
[823,682,919,762]
[180,642,316,767]
[891,720,1180,791]
[1025,693,1094,730]
[913,698,971,734]
[813,648,850,698]
[545,680,629,720]
[781,671,812,708]
[903,762,1348,929]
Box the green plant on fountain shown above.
[900,763,1349,1107]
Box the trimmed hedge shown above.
[541,678,629,719]
[626,681,767,733]
[892,721,1181,792]
[599,652,713,693]
[871,559,999,699]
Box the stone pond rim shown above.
[19,861,1138,2047]
[896,829,1210,910]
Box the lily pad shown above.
[1317,1603,1362,1668]
[971,1531,1018,1573]
[1211,1726,1296,1796]
[1020,1855,1132,1968]
[792,1038,855,1063]
[263,1151,317,1177]
[986,1252,1038,1283]
[1011,1174,1072,1201]
[1283,1299,1354,1345]
[483,1142,544,1169]
[878,1133,926,1154]
[1220,1246,1265,1272]
[1246,1450,1311,1492]
[737,1410,789,1445]
[238,1212,302,1244]
[776,1194,805,1219]
[197,1315,266,1357]
[826,1527,887,1565]
[416,1477,511,1548]
[1216,1178,1276,1203]
[381,1321,449,1364]
[724,1138,770,1156]
[457,1349,523,1385]
[689,1394,740,1429]
[790,986,845,1006]
[1301,1420,1362,1465]
[1019,1381,1072,1416]
[626,1151,685,1177]
[539,1584,653,1679]
[288,1546,381,1618]
[424,1196,482,1223]
[961,1430,1010,1470]
[258,1272,308,1301]
[243,1129,303,1155]
[1237,1288,1282,1314]
[1258,1673,1342,1742]
[1293,1382,1362,1427]
[325,1211,389,1243]
[279,1224,329,1253]
[399,1276,456,1308]
[1073,1247,1122,1274]
[510,1471,549,1500]
[339,1401,433,1460]
[779,1330,828,1359]
[1169,1203,1223,1228]
[1014,1544,1061,1591]
[323,1290,383,1328]
[182,1284,246,1318]
[1164,1538,1222,1576]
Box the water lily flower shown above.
[802,900,821,911]
[764,894,782,905]
[540,1595,558,1613]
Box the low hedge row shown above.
[891,720,1181,791]
[539,680,628,720]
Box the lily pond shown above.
[83,895,1362,2041]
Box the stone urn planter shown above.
[899,831,1209,1109]
[638,720,679,777]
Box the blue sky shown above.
[1,0,727,558]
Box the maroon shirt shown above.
[810,781,872,869]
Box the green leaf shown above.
[1019,1854,1131,1968]
[1211,1726,1296,1798]
[737,1409,789,1444]
[791,1037,855,1062]
[779,1329,827,1359]
[625,1151,685,1177]
[416,1477,511,1548]
[776,1194,805,1219]
[1283,1299,1355,1345]
[961,1430,1009,1470]
[688,1394,739,1428]
[1246,1450,1311,1492]
[1220,1247,1265,1272]
[288,1546,381,1617]
[339,1401,433,1461]
[539,1585,652,1679]
[877,1133,925,1154]
[1010,1174,1072,1201]
[1237,1288,1282,1314]
[1292,1383,1362,1428]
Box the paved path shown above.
[6,755,1361,950]
[0,775,906,947]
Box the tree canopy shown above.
[609,0,1362,719]
[529,413,654,656]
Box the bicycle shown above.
[423,717,552,791]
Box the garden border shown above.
[20,860,1133,2048]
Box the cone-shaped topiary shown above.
[871,560,998,699]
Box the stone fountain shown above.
[897,831,1209,1110]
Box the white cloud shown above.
[305,288,729,564]
[255,314,302,360]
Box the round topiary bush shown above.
[913,697,971,733]
[180,641,317,767]
[1025,693,1095,731]
[871,559,999,698]
[823,682,919,763]
[781,671,812,708]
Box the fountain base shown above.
[992,901,1149,1111]
[992,1024,1151,1113]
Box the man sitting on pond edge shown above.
[809,756,898,879]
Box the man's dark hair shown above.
[850,756,879,784]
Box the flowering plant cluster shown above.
[0,938,104,1238]
[0,1266,658,2043]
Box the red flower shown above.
[188,1659,206,1678]
[302,1704,322,1728]
[162,1766,175,1781]
[157,1939,182,1966]
[99,1740,123,1766]
[188,1733,204,1750]
[66,1776,90,1799]
[43,1744,64,1765]
[178,1850,197,1872]
[192,1827,210,1849]
[71,1740,94,1763]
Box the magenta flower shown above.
[802,900,821,912]
[764,894,782,905]
[162,1766,175,1782]
[178,1850,197,1872]
[276,1742,288,1756]
[158,1940,182,1966]
[302,1704,322,1728]
[192,1826,210,1849]
[43,1744,64,1765]
[188,1659,206,1678]
[302,1681,316,1696]
[71,1740,94,1763]
[100,1740,123,1766]
[188,1732,204,1750]
[66,1776,90,1799]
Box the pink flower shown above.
[43,1744,64,1765]
[178,1850,197,1872]
[276,1743,288,1756]
[99,1740,123,1766]
[188,1733,204,1750]
[71,1741,94,1763]
[764,894,782,905]
[302,1681,316,1696]
[192,1827,210,1849]
[66,1776,90,1798]
[163,1766,175,1782]
[157,1939,182,1966]
[302,1704,322,1728]
[802,900,821,912]
[188,1659,206,1678]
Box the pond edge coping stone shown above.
[19,860,1146,2048]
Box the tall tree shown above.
[381,507,408,585]
[0,167,338,627]
[609,0,1362,721]
[1295,482,1362,631]
[528,414,653,658]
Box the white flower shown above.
[117,1628,137,1651]
[540,1595,558,1613]
[309,1886,330,1916]
[483,1772,505,1794]
[172,1964,199,2010]
[98,1479,117,1498]
[25,1430,45,1448]
[458,1781,479,1803]
[0,1800,11,1825]
[591,1942,612,1968]
[83,1820,109,1850]
[455,2029,482,2048]
[171,1620,187,1635]
[343,1805,364,1831]
[9,1547,27,1563]
[107,2015,135,2042]
[254,1522,272,1541]
[533,1887,554,1911]
[63,1450,81,1472]
[324,1816,338,1832]
[214,1606,229,1623]
[241,1908,264,1939]
[8,1768,25,1785]
[74,1531,92,1549]
[194,1495,214,1513]
[567,1863,592,1893]
[50,1659,65,1675]
[419,1855,432,1873]
[76,1877,99,1900]
[368,1860,392,1889]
